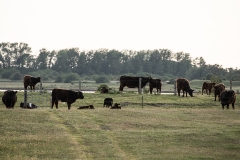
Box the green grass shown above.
[0,92,240,159]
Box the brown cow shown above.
[23,75,41,90]
[214,83,225,101]
[51,89,84,109]
[119,76,153,91]
[219,90,236,109]
[177,78,194,97]
[149,79,162,94]
[2,90,17,109]
[202,82,216,95]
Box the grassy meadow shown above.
[0,90,240,160]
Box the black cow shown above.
[20,102,37,109]
[119,76,153,91]
[51,89,84,109]
[214,83,225,101]
[202,82,216,95]
[78,105,94,109]
[23,75,41,90]
[219,90,236,109]
[149,78,162,94]
[2,90,17,109]
[103,98,113,108]
[177,78,194,97]
[100,87,109,93]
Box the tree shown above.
[36,48,49,69]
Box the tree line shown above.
[0,42,239,82]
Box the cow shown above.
[100,87,109,93]
[103,98,113,108]
[2,90,17,109]
[176,78,194,97]
[110,103,121,109]
[202,82,216,95]
[214,83,225,101]
[23,75,41,90]
[119,76,153,91]
[51,89,84,110]
[78,105,94,109]
[219,90,236,109]
[20,102,37,109]
[149,78,162,94]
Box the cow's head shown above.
[36,77,41,83]
[77,91,84,99]
[188,89,194,97]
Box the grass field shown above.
[0,91,240,160]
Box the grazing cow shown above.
[177,78,194,97]
[2,90,17,108]
[214,83,225,101]
[149,78,162,94]
[219,90,236,109]
[23,75,41,90]
[100,87,109,93]
[103,98,113,108]
[119,76,153,91]
[202,82,216,95]
[110,103,121,109]
[51,89,84,110]
[78,105,94,109]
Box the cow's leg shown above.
[222,104,224,109]
[232,103,235,110]
[55,101,59,109]
[227,104,229,109]
[177,89,180,96]
[150,88,153,94]
[214,95,217,101]
[209,89,211,95]
[67,103,71,110]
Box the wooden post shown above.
[138,78,142,94]
[79,80,81,91]
[40,76,42,91]
[230,80,232,90]
[24,90,27,107]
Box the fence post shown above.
[138,78,142,94]
[230,80,232,90]
[79,80,81,91]
[174,80,177,96]
[24,90,27,107]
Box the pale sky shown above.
[1,0,240,69]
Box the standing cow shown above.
[219,90,236,109]
[119,76,153,91]
[177,78,194,97]
[149,78,162,94]
[23,75,41,90]
[103,98,113,108]
[51,89,84,110]
[202,82,216,95]
[2,90,17,109]
[214,83,225,101]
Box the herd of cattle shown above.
[1,75,237,110]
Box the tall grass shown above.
[0,92,240,159]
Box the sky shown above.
[1,0,240,69]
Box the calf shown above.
[103,98,113,108]
[2,90,17,109]
[202,82,216,95]
[23,75,41,90]
[214,83,225,101]
[51,89,84,109]
[78,105,95,109]
[149,79,162,94]
[100,87,109,93]
[219,90,236,109]
[110,103,121,109]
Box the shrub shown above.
[10,72,23,80]
[95,76,109,83]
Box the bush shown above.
[10,72,23,80]
[1,68,19,79]
[64,73,79,83]
[55,76,63,83]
